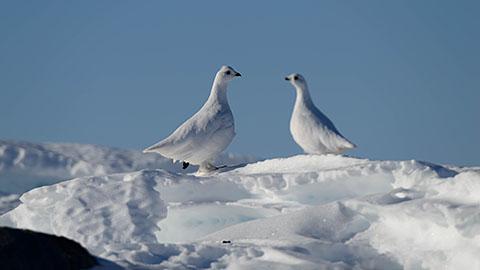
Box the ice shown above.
[1,141,479,269]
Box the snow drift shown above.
[1,152,479,269]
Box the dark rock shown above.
[0,226,97,270]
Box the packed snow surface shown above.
[1,147,479,269]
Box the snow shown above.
[1,145,479,269]
[0,140,256,215]
[0,140,256,194]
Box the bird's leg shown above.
[182,162,190,169]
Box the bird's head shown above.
[284,73,307,89]
[216,65,242,84]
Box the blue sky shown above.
[1,1,479,166]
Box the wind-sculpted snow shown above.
[1,154,479,269]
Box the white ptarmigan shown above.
[144,66,241,173]
[285,73,356,155]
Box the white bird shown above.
[285,73,356,155]
[144,65,241,173]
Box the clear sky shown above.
[1,1,479,166]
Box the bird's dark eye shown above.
[293,76,299,80]
[225,70,231,75]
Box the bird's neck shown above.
[206,79,229,107]
[294,86,313,108]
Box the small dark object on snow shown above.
[0,226,97,270]
[222,240,231,244]
[182,161,189,169]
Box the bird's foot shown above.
[196,162,220,176]
[201,163,218,171]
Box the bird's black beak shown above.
[285,77,290,81]
[235,72,242,77]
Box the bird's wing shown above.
[308,106,356,151]
[143,116,198,153]
[144,107,234,160]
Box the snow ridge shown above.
[1,152,478,269]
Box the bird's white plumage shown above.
[144,66,240,171]
[286,73,356,155]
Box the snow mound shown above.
[1,170,168,257]
[1,154,479,269]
